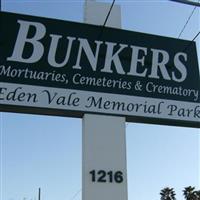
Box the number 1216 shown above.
[89,170,123,183]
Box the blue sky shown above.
[1,0,200,200]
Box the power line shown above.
[169,0,200,7]
[97,0,116,39]
[178,4,198,38]
[181,31,200,53]
[68,189,81,200]
[191,30,200,41]
[171,0,199,54]
[102,0,116,27]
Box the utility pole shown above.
[38,188,41,200]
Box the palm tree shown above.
[183,186,197,200]
[194,190,200,200]
[160,187,176,200]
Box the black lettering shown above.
[85,96,102,109]
[42,90,57,104]
[0,88,7,100]
[194,106,200,118]
[167,105,177,116]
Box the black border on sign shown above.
[0,104,199,128]
[0,11,199,128]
